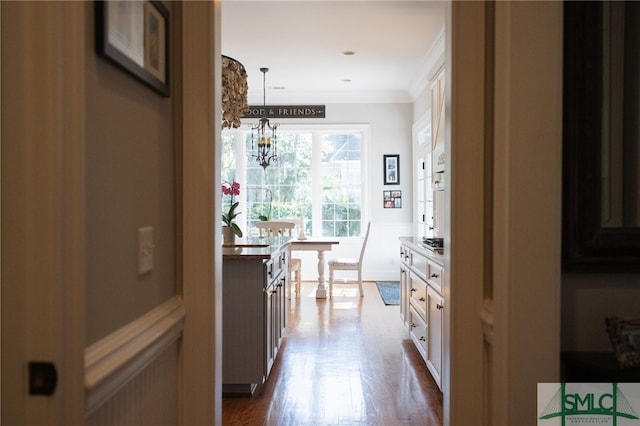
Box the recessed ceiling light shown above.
[341,79,352,83]
[342,51,356,56]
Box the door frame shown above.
[1,2,222,425]
[176,2,222,424]
[1,2,86,424]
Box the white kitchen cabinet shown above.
[426,284,444,388]
[399,238,444,391]
[405,65,446,391]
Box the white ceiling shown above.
[221,1,446,105]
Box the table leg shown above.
[315,249,328,299]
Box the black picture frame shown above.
[383,154,400,185]
[562,2,640,272]
[95,0,170,97]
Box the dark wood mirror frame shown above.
[562,2,640,273]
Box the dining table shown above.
[289,237,339,299]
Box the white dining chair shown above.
[256,220,302,298]
[328,221,371,297]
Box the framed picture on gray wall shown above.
[95,0,170,97]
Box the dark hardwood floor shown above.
[222,281,443,426]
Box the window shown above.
[222,125,367,238]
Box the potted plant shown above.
[222,181,243,242]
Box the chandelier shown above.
[221,55,248,129]
[250,67,279,170]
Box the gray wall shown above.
[85,3,176,345]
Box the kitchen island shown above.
[222,236,291,395]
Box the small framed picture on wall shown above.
[383,190,402,208]
[95,0,170,97]
[383,154,400,185]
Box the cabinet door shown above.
[399,245,410,325]
[433,189,445,239]
[409,305,428,362]
[427,259,444,294]
[276,275,286,344]
[265,283,276,375]
[431,68,446,174]
[400,265,409,325]
[426,286,444,389]
[267,273,286,375]
[408,271,427,319]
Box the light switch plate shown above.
[138,226,154,275]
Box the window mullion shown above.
[311,131,322,236]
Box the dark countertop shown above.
[222,236,292,260]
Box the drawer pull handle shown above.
[419,336,426,341]
[410,323,416,329]
[431,273,439,278]
[410,288,417,292]
[437,304,444,310]
[419,297,426,302]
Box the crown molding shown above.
[248,89,413,105]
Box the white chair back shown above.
[327,221,371,297]
[256,220,302,299]
[359,221,372,262]
[256,220,297,237]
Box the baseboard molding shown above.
[84,296,186,415]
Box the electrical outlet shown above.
[138,226,154,275]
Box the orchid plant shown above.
[221,181,243,238]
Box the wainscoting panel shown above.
[86,343,179,426]
[85,297,185,425]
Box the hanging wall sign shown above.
[243,105,326,119]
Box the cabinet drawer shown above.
[408,271,427,320]
[427,261,443,293]
[265,248,288,285]
[409,250,428,282]
[409,305,427,361]
[265,258,279,284]
[400,245,410,265]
